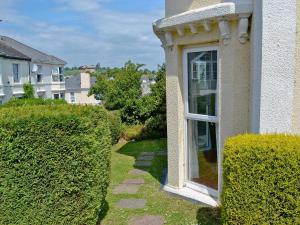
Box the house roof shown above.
[0,42,31,61]
[0,36,67,65]
[65,74,97,90]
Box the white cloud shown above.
[0,0,164,69]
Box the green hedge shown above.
[222,134,300,225]
[107,110,122,144]
[0,105,111,225]
[2,98,66,107]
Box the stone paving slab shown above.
[137,155,154,161]
[123,178,145,185]
[156,151,167,156]
[129,215,164,225]
[116,199,146,209]
[112,184,140,195]
[135,161,152,167]
[140,152,155,157]
[128,169,149,175]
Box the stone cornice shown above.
[153,1,253,49]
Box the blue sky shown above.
[0,0,165,69]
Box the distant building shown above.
[79,65,96,73]
[141,75,156,96]
[0,36,66,104]
[65,72,100,105]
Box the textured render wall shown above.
[218,21,250,195]
[251,0,297,133]
[166,46,185,188]
[165,22,250,189]
[65,90,98,105]
[292,2,300,134]
[166,0,221,17]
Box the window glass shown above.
[37,65,42,74]
[37,74,42,83]
[59,67,63,74]
[187,51,217,116]
[70,92,76,103]
[53,93,59,99]
[13,64,19,83]
[187,120,218,190]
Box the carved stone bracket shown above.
[238,14,250,44]
[218,20,231,45]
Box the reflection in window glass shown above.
[187,120,218,190]
[188,51,217,116]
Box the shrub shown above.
[0,105,111,225]
[121,124,144,141]
[2,98,66,107]
[23,83,35,98]
[222,134,300,225]
[107,110,122,144]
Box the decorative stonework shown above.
[153,1,253,49]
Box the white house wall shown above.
[1,58,30,102]
[31,63,66,99]
[250,0,297,133]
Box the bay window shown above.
[184,47,219,195]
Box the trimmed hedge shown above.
[107,110,122,144]
[2,98,66,107]
[0,105,111,225]
[222,134,300,225]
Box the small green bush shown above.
[0,105,111,225]
[222,134,300,225]
[121,124,144,141]
[2,98,66,107]
[107,110,122,144]
[23,83,35,98]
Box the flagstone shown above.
[116,199,146,209]
[135,161,152,167]
[128,169,149,175]
[112,184,140,195]
[123,178,145,185]
[137,155,154,161]
[128,215,164,225]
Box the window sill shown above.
[163,184,219,207]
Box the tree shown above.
[23,83,35,99]
[95,63,101,71]
[89,61,144,110]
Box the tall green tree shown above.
[90,61,144,110]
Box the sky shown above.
[0,0,165,70]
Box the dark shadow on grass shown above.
[196,207,222,225]
[97,200,109,225]
[116,139,168,185]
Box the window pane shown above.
[13,64,19,83]
[188,51,217,116]
[187,120,218,190]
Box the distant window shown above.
[60,92,65,99]
[59,74,64,82]
[0,98,2,105]
[53,93,60,99]
[37,74,42,83]
[52,67,59,75]
[59,67,63,74]
[13,64,19,83]
[70,92,76,103]
[37,65,42,83]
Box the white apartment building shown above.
[0,36,66,104]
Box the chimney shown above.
[80,72,91,89]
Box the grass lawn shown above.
[100,139,221,225]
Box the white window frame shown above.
[13,63,20,83]
[70,92,76,103]
[52,67,64,83]
[183,46,220,199]
[37,65,43,83]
